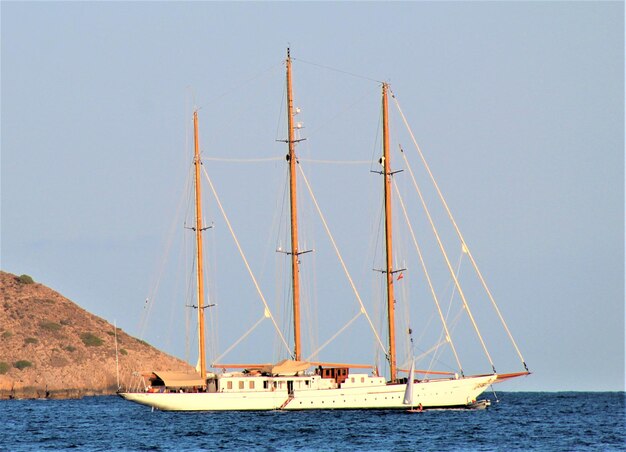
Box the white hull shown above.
[119,374,497,411]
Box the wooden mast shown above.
[286,48,302,361]
[382,83,397,382]
[193,110,207,384]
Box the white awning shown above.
[262,359,310,376]
[151,371,205,387]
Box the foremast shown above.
[381,83,397,383]
[193,111,207,385]
[286,49,302,361]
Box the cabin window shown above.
[361,377,365,383]
[263,381,268,389]
[351,377,355,383]
[249,381,255,389]
[239,381,244,389]
[227,381,232,390]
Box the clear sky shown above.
[2,2,623,391]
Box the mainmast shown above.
[381,83,397,382]
[286,48,302,361]
[193,111,207,384]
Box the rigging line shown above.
[369,108,383,173]
[428,308,466,375]
[397,148,497,374]
[437,252,464,340]
[138,163,195,340]
[446,253,463,319]
[275,81,287,142]
[414,311,437,365]
[306,86,378,140]
[374,268,385,363]
[305,310,363,362]
[184,222,196,364]
[413,307,463,375]
[274,241,289,361]
[257,165,287,289]
[298,164,387,355]
[207,227,221,363]
[446,252,465,321]
[203,156,283,163]
[429,252,465,371]
[414,340,458,373]
[275,165,289,252]
[369,193,385,275]
[200,61,283,109]
[392,92,527,371]
[292,57,383,84]
[303,257,319,360]
[399,271,412,371]
[280,251,293,351]
[298,158,371,165]
[392,179,464,375]
[201,166,292,356]
[211,314,267,364]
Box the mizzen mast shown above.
[193,110,207,384]
[381,83,397,382]
[286,48,302,361]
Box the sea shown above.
[1,392,624,451]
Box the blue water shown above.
[1,392,624,451]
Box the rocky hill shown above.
[0,271,194,399]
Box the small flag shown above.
[397,272,404,281]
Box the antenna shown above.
[114,320,120,391]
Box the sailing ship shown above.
[119,49,529,411]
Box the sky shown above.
[2,2,624,392]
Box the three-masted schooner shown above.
[119,50,529,411]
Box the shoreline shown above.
[1,386,120,400]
